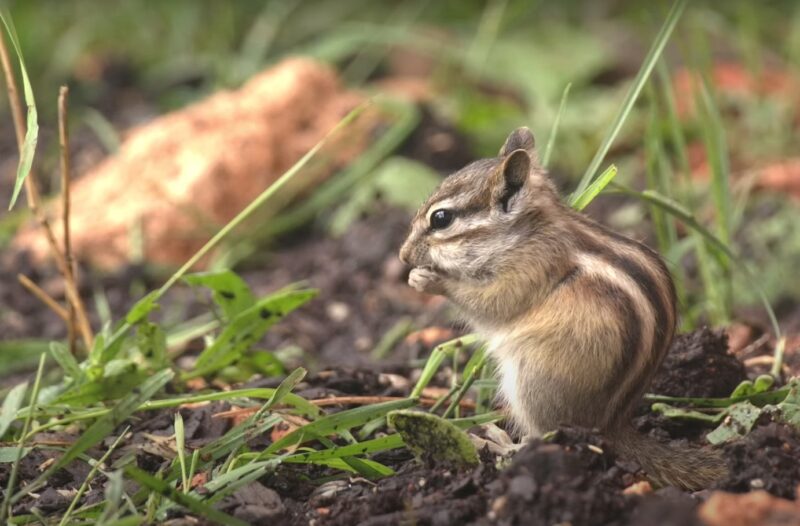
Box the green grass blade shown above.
[0,9,38,211]
[257,97,419,242]
[59,428,129,526]
[183,270,256,320]
[1,354,45,523]
[124,466,247,526]
[20,387,321,438]
[610,185,780,338]
[697,78,731,246]
[570,165,618,210]
[443,345,488,418]
[183,289,316,379]
[13,369,175,502]
[655,60,691,178]
[542,82,572,168]
[253,367,307,418]
[262,398,416,456]
[201,459,285,505]
[282,412,504,464]
[770,337,787,379]
[410,334,479,398]
[467,0,508,74]
[0,340,48,376]
[156,102,368,297]
[174,413,188,493]
[49,341,83,381]
[284,434,406,463]
[571,0,687,200]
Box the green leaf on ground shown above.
[0,382,27,439]
[706,401,762,445]
[387,410,479,468]
[0,447,30,463]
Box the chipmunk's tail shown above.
[609,427,728,491]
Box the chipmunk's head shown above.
[399,127,561,284]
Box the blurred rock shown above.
[699,489,800,526]
[15,58,374,269]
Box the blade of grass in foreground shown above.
[124,466,247,526]
[570,165,618,211]
[410,334,480,399]
[58,428,129,526]
[571,0,687,202]
[542,82,572,169]
[0,9,38,211]
[0,354,44,524]
[262,398,416,456]
[12,369,175,503]
[20,387,322,438]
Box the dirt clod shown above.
[477,428,637,526]
[717,422,800,499]
[650,327,747,398]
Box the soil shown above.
[3,325,800,525]
[649,327,747,398]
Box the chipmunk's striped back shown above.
[565,212,678,427]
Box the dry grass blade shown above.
[58,85,78,355]
[17,274,69,321]
[0,29,23,148]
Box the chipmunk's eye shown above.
[430,209,454,230]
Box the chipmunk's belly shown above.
[487,331,610,438]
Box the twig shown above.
[17,274,69,322]
[0,30,23,156]
[0,33,93,350]
[58,85,77,355]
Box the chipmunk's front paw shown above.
[408,267,445,295]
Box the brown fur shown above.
[399,127,728,490]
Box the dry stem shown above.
[0,31,24,154]
[58,85,77,355]
[17,274,69,322]
[0,33,93,350]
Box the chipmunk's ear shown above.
[492,148,531,212]
[499,127,535,157]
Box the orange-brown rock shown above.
[699,489,800,526]
[15,58,373,269]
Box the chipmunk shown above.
[399,127,728,490]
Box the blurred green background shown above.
[3,0,800,332]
